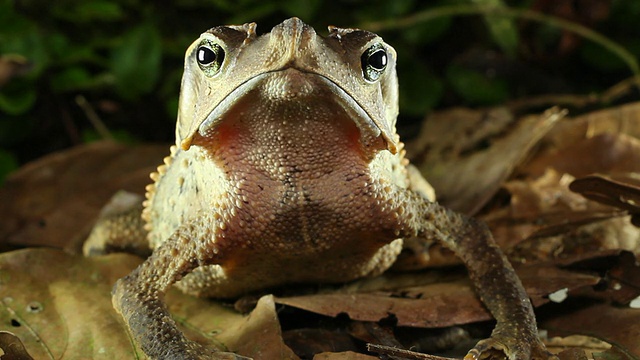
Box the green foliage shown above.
[446,65,508,105]
[111,24,163,99]
[0,149,17,185]
[0,80,36,115]
[51,1,124,22]
[475,0,519,57]
[0,0,638,182]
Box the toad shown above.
[85,17,552,360]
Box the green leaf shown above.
[0,81,37,115]
[52,1,123,22]
[580,40,640,72]
[50,67,95,92]
[110,24,162,99]
[0,27,49,77]
[0,149,17,185]
[446,64,508,105]
[472,0,519,57]
[401,16,451,45]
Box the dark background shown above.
[1,0,639,182]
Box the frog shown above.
[84,17,553,360]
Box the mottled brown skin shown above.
[85,18,553,360]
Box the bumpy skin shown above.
[92,18,553,360]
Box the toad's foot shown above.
[465,335,557,360]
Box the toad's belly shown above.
[175,238,404,298]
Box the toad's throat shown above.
[198,68,388,152]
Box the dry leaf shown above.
[0,249,296,359]
[542,303,640,358]
[275,262,600,328]
[525,133,640,178]
[408,107,564,214]
[570,174,640,226]
[277,282,489,328]
[0,142,166,252]
[0,249,143,359]
[0,331,33,360]
[217,295,299,359]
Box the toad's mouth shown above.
[197,68,397,154]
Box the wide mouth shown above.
[197,69,384,146]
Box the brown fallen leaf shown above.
[216,295,299,360]
[570,174,640,227]
[0,331,34,360]
[276,282,488,329]
[542,302,640,358]
[525,133,640,178]
[0,249,143,359]
[0,248,296,359]
[0,141,166,252]
[408,107,564,214]
[483,169,640,262]
[555,250,640,306]
[538,101,640,149]
[275,262,600,329]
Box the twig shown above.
[367,343,460,360]
[506,75,640,111]
[75,95,114,141]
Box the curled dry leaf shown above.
[0,331,34,360]
[570,174,640,227]
[484,169,639,261]
[525,133,640,178]
[523,101,640,178]
[214,295,299,360]
[408,107,564,215]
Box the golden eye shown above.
[196,40,225,76]
[361,43,387,82]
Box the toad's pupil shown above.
[198,47,216,64]
[369,50,387,70]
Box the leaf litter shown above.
[1,102,640,359]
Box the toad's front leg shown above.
[401,193,554,360]
[112,226,250,360]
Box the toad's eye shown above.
[361,43,388,82]
[196,40,225,76]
